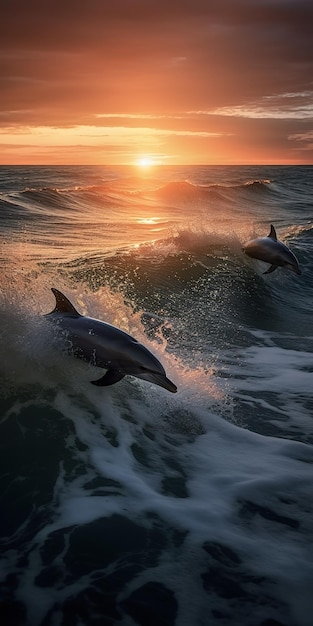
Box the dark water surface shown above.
[1,165,312,626]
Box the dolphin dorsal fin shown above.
[49,288,81,316]
[268,224,277,240]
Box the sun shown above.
[136,157,155,168]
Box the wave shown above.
[1,166,312,626]
[45,226,309,352]
[144,178,274,204]
[243,178,271,189]
[2,177,275,214]
[1,283,312,625]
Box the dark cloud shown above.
[2,0,313,60]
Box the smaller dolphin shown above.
[243,224,301,275]
[45,288,177,393]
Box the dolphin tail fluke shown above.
[263,264,277,274]
[91,370,125,386]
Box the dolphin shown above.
[45,288,177,393]
[243,224,301,275]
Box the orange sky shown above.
[1,0,313,165]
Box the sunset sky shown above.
[1,0,313,165]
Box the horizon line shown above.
[0,162,312,167]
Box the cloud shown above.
[194,91,313,119]
[1,0,313,163]
[95,113,186,121]
[0,124,223,146]
[288,130,313,153]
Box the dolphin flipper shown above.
[263,264,277,274]
[91,370,125,386]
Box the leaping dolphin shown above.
[45,288,177,393]
[243,224,301,275]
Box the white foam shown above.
[1,290,313,625]
[8,375,309,625]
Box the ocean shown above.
[0,165,312,626]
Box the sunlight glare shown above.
[137,217,159,224]
[136,157,155,168]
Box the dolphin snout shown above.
[286,263,302,275]
[136,370,177,393]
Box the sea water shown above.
[0,165,312,626]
